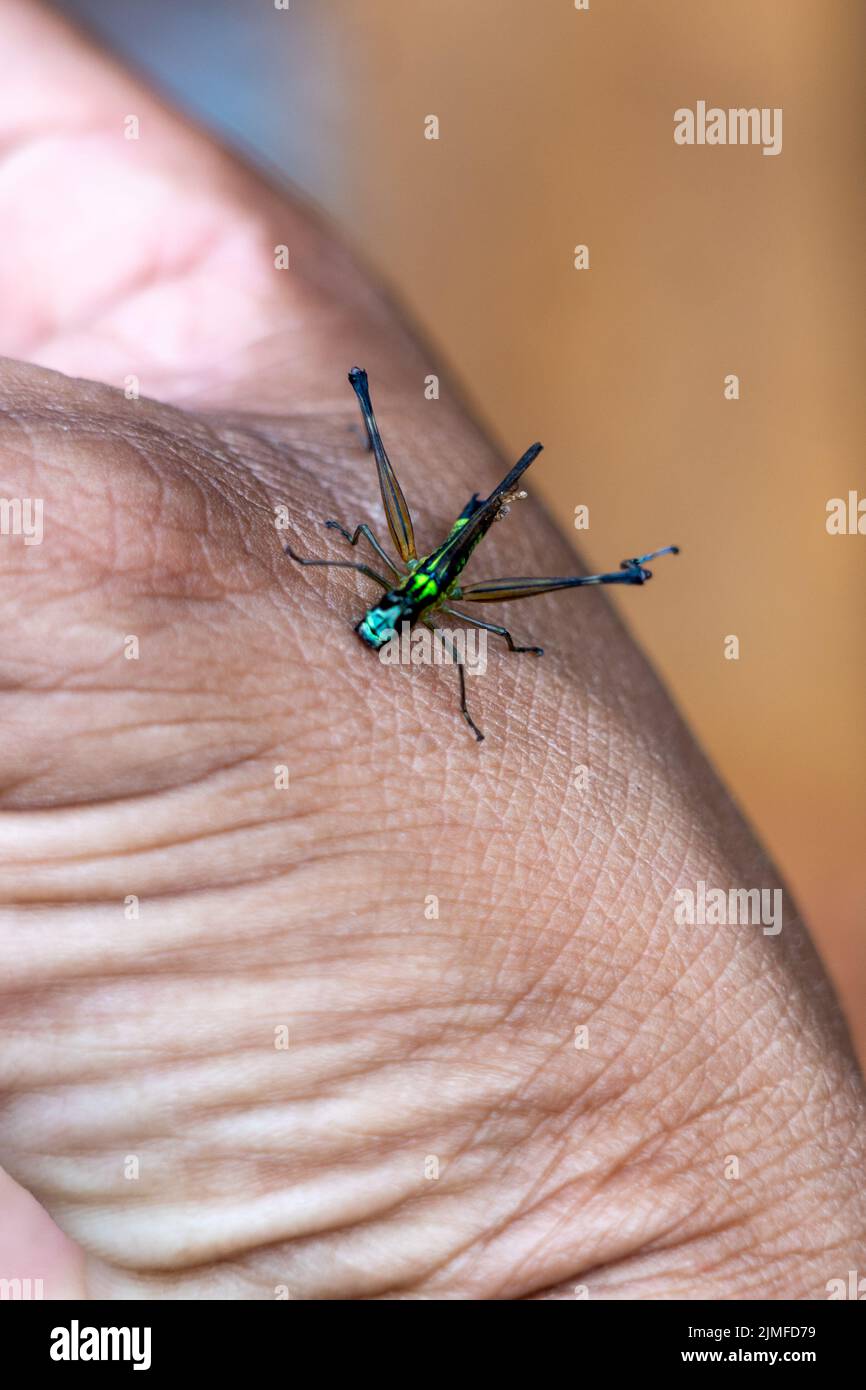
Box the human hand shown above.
[1,0,863,1300]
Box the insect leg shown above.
[459,547,679,601]
[348,367,418,565]
[422,619,484,742]
[440,605,543,655]
[283,543,390,590]
[623,546,680,566]
[324,520,404,578]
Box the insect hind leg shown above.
[348,367,418,564]
[619,545,681,581]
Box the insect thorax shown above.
[355,569,445,649]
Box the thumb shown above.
[0,1166,86,1299]
[0,0,405,414]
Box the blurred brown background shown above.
[61,1,866,1046]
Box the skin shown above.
[0,0,864,1300]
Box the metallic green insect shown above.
[285,367,679,741]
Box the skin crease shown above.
[0,2,864,1301]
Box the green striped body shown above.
[356,500,485,649]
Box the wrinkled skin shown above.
[0,0,864,1299]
